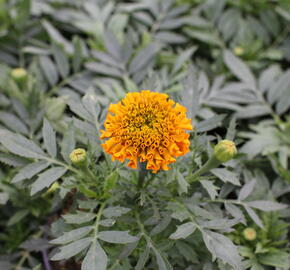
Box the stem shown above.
[190,156,221,183]
[41,250,52,270]
[92,202,106,242]
[138,162,148,189]
[83,165,96,182]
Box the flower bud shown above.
[234,47,244,56]
[243,227,257,241]
[11,68,28,84]
[214,140,237,163]
[70,148,87,166]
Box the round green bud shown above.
[243,227,257,241]
[70,148,87,165]
[234,47,244,56]
[214,140,237,163]
[11,68,28,83]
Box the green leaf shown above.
[50,226,93,245]
[200,180,219,200]
[259,251,290,268]
[31,167,67,195]
[247,200,287,211]
[176,171,189,195]
[151,245,171,270]
[211,168,240,186]
[202,230,243,270]
[226,117,236,141]
[169,222,196,240]
[42,119,57,158]
[61,124,75,163]
[103,206,131,218]
[63,212,96,224]
[11,160,50,183]
[39,56,59,86]
[129,43,160,74]
[0,111,28,135]
[0,130,46,159]
[150,215,171,236]
[81,241,107,270]
[0,153,29,167]
[98,231,138,244]
[0,192,9,205]
[244,206,263,228]
[185,28,223,46]
[135,244,150,270]
[52,43,69,79]
[238,179,256,201]
[196,114,226,132]
[7,209,29,226]
[51,237,92,261]
[223,50,256,87]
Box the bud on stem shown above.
[189,140,237,183]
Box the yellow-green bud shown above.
[243,227,257,241]
[234,47,244,56]
[11,68,28,83]
[70,148,87,165]
[214,140,237,163]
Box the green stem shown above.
[190,156,221,183]
[92,202,106,242]
[138,162,148,189]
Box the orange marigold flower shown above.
[100,90,193,173]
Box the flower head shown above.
[70,148,87,166]
[214,140,237,163]
[101,90,192,172]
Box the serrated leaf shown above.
[31,167,67,195]
[200,180,219,200]
[0,111,28,135]
[12,160,50,183]
[0,153,29,167]
[81,241,107,270]
[39,56,58,86]
[52,43,69,79]
[61,125,75,163]
[211,168,240,186]
[224,50,256,87]
[152,246,171,270]
[63,212,96,224]
[238,179,256,201]
[103,206,131,218]
[50,226,93,245]
[247,200,287,211]
[51,237,92,261]
[170,222,196,240]
[43,119,57,158]
[244,206,263,228]
[129,43,160,74]
[7,209,29,226]
[196,114,226,132]
[135,244,150,270]
[150,215,171,236]
[177,171,189,195]
[225,203,246,224]
[0,130,46,159]
[226,117,236,141]
[202,230,243,270]
[259,251,290,268]
[98,231,138,244]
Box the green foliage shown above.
[0,0,290,269]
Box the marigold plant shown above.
[101,90,192,172]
